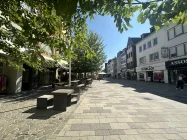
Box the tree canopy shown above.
[0,0,186,70]
[72,31,107,73]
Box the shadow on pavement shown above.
[24,107,62,120]
[105,78,187,105]
[0,89,54,103]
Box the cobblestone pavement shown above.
[57,79,187,140]
[0,90,81,140]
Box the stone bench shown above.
[37,95,53,109]
[52,89,74,111]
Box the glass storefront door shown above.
[169,70,187,84]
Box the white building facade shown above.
[121,48,127,79]
[165,23,187,84]
[117,51,122,78]
[136,23,187,84]
[136,27,169,83]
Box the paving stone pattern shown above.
[0,91,80,140]
[57,79,187,140]
[1,79,187,140]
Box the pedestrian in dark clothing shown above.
[176,74,184,91]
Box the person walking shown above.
[176,74,184,91]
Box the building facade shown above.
[117,51,122,78]
[113,57,117,78]
[136,23,187,84]
[121,48,127,79]
[104,63,108,74]
[107,58,117,78]
[126,37,141,80]
[107,59,112,76]
[165,23,187,84]
[0,44,68,94]
[136,27,169,83]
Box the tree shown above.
[52,0,187,31]
[1,0,186,70]
[72,31,107,74]
[0,0,88,70]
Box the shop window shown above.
[169,47,177,58]
[147,41,152,49]
[150,52,159,62]
[139,46,142,53]
[175,25,183,36]
[154,71,164,82]
[168,28,175,40]
[153,37,158,46]
[139,56,146,64]
[184,24,187,33]
[0,62,3,74]
[139,73,144,79]
[176,44,185,56]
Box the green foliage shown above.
[1,0,187,71]
[0,0,88,71]
[72,31,107,73]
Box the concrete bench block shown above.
[37,95,53,109]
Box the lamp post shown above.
[68,56,71,87]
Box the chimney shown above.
[150,27,155,33]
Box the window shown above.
[139,56,146,64]
[129,53,131,58]
[0,63,3,74]
[168,28,175,40]
[150,52,159,61]
[185,43,187,54]
[153,38,158,46]
[175,25,183,36]
[176,44,185,56]
[147,41,152,48]
[169,47,177,58]
[168,25,185,40]
[131,52,132,57]
[184,24,187,33]
[131,62,134,68]
[139,73,144,79]
[143,44,146,50]
[139,46,142,52]
[154,71,164,81]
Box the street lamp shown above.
[69,56,71,86]
[68,47,72,87]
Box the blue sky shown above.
[87,13,151,62]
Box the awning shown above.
[57,59,69,70]
[42,55,55,62]
[98,72,107,75]
[58,59,68,65]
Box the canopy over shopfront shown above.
[98,72,107,75]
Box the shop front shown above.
[127,69,137,80]
[166,58,187,84]
[136,62,168,83]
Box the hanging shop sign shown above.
[141,66,154,71]
[166,58,187,68]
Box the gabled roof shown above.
[129,37,141,44]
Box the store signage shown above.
[166,58,187,68]
[171,59,187,65]
[141,66,154,71]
